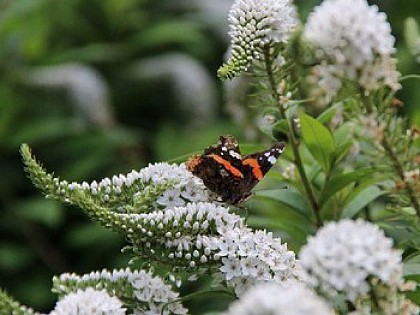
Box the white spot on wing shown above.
[221,146,227,151]
[268,156,277,165]
[229,150,241,160]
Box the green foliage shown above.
[299,111,336,173]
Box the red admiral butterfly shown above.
[186,135,285,205]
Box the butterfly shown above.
[186,135,284,205]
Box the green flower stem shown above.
[263,47,322,227]
[381,136,420,217]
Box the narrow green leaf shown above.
[299,111,336,172]
[14,198,64,228]
[404,255,420,276]
[319,169,376,206]
[66,223,121,248]
[341,185,385,218]
[254,189,312,217]
[317,107,336,124]
[334,123,352,148]
[405,17,420,53]
[248,216,310,247]
[334,142,353,164]
[0,244,33,271]
[272,119,289,134]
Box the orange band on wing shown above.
[208,154,243,178]
[242,158,263,180]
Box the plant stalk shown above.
[263,47,322,227]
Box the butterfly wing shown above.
[186,135,245,204]
[186,136,285,205]
[242,142,285,179]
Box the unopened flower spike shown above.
[20,144,212,214]
[218,0,298,79]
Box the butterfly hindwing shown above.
[242,142,285,178]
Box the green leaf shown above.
[254,189,312,217]
[66,223,121,248]
[405,18,420,54]
[0,244,33,271]
[334,123,352,148]
[317,107,336,124]
[134,21,205,50]
[341,185,385,218]
[272,119,289,134]
[299,111,336,172]
[404,255,420,276]
[319,169,376,206]
[14,198,64,228]
[334,142,353,164]
[248,216,310,248]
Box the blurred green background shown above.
[0,0,419,312]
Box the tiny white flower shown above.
[240,256,259,277]
[156,188,185,208]
[220,257,243,281]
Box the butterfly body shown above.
[186,135,284,205]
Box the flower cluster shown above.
[304,0,400,95]
[136,163,212,208]
[22,145,253,274]
[121,202,243,270]
[218,0,297,79]
[50,288,125,315]
[67,162,212,212]
[224,283,334,315]
[299,219,403,301]
[53,268,187,315]
[204,227,300,296]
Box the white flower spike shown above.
[218,0,297,79]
